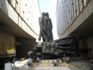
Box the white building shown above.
[56,0,93,58]
[0,0,40,57]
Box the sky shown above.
[38,0,59,40]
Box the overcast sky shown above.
[39,0,59,40]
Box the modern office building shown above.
[0,0,40,58]
[56,0,93,58]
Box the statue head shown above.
[45,12,49,17]
[41,12,45,17]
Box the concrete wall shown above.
[0,0,40,38]
[56,0,91,38]
[0,0,39,58]
[56,0,93,58]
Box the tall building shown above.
[0,0,40,58]
[56,0,93,58]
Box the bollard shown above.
[4,62,13,70]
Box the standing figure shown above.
[38,12,47,42]
[38,12,53,42]
[44,12,53,41]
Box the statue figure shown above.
[38,12,47,42]
[38,12,53,42]
[44,12,53,41]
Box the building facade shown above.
[0,0,40,58]
[56,0,93,58]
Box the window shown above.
[84,0,87,6]
[15,0,18,12]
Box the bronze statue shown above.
[38,12,53,42]
[44,12,53,41]
[38,12,47,42]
